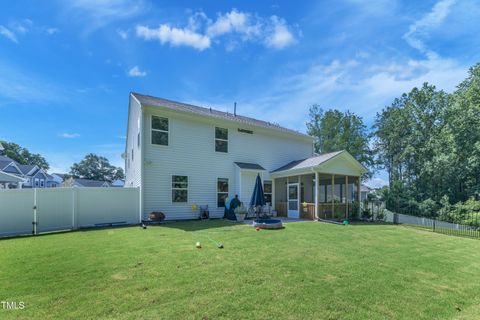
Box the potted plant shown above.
[234,205,247,222]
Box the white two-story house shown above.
[125,93,367,221]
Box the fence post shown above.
[32,188,37,235]
[433,218,436,232]
[71,188,76,230]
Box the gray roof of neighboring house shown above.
[131,93,312,139]
[74,178,110,187]
[271,151,344,173]
[0,160,12,170]
[234,162,266,170]
[53,173,66,178]
[17,164,37,175]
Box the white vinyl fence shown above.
[0,187,140,237]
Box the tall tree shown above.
[306,105,374,177]
[70,154,124,182]
[0,141,49,170]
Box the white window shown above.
[40,180,44,187]
[152,116,168,146]
[172,175,188,203]
[215,127,228,153]
[217,178,229,208]
[34,178,39,187]
[264,181,272,204]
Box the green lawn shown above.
[1,221,480,319]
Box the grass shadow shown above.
[150,219,242,232]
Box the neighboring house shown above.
[111,179,125,187]
[360,184,373,201]
[0,155,58,189]
[51,173,65,184]
[124,93,367,221]
[70,178,110,188]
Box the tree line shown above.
[307,62,480,224]
[0,141,124,182]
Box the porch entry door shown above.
[287,183,300,219]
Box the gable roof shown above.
[271,150,368,176]
[17,164,38,175]
[234,162,266,170]
[272,151,344,173]
[131,92,312,140]
[0,160,12,170]
[74,178,110,187]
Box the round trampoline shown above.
[252,219,283,229]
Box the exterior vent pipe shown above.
[234,102,237,116]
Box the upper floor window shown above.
[172,175,188,203]
[40,179,44,188]
[215,127,228,153]
[35,178,39,187]
[152,116,169,146]
[217,178,229,207]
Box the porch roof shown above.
[0,171,25,183]
[234,162,266,170]
[271,150,367,177]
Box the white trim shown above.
[0,171,26,183]
[171,174,188,204]
[287,182,300,219]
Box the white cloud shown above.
[0,61,67,104]
[60,133,81,138]
[66,0,145,32]
[128,66,147,77]
[265,16,296,49]
[136,25,211,51]
[0,26,18,43]
[136,9,297,51]
[403,0,456,59]
[46,27,59,35]
[117,29,128,39]
[206,9,259,38]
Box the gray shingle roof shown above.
[234,162,266,170]
[131,92,312,139]
[271,151,344,173]
[74,178,110,187]
[17,164,37,175]
[0,160,12,170]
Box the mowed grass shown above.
[1,221,480,319]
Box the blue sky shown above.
[1,0,479,187]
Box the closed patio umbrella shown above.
[249,174,266,219]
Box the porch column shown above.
[357,176,361,216]
[331,174,335,218]
[272,179,276,212]
[314,171,318,220]
[345,176,348,220]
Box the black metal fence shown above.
[388,211,480,239]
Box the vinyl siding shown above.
[141,107,313,220]
[124,95,142,188]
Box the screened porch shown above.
[273,173,361,221]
